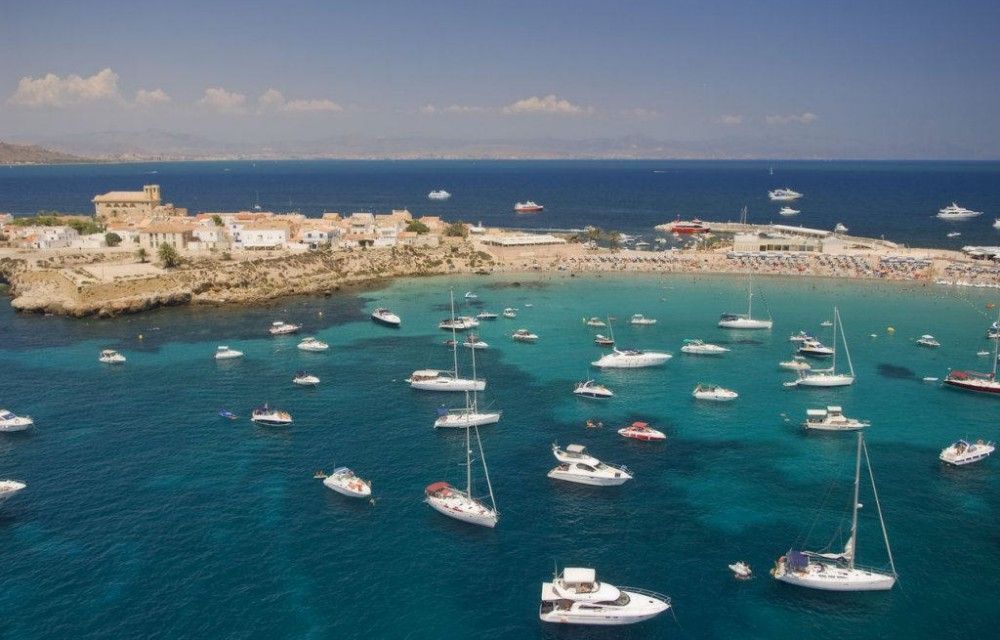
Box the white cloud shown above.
[720,114,744,125]
[257,88,343,114]
[134,88,171,107]
[765,112,818,125]
[199,87,248,114]
[502,94,592,115]
[8,68,122,107]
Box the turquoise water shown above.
[0,274,998,639]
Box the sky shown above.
[2,0,999,158]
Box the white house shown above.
[234,223,289,249]
[13,225,79,249]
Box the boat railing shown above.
[619,587,671,604]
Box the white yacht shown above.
[937,203,982,220]
[539,567,671,626]
[292,372,320,386]
[0,409,33,432]
[371,308,401,327]
[502,307,517,319]
[573,380,614,399]
[718,274,773,329]
[269,320,301,336]
[250,404,293,426]
[779,207,800,216]
[427,189,451,200]
[464,291,478,300]
[585,317,607,327]
[511,329,539,342]
[98,349,126,364]
[692,383,738,401]
[834,222,849,234]
[680,339,730,355]
[797,339,834,357]
[0,480,27,505]
[214,345,244,360]
[434,333,500,429]
[768,188,803,201]
[592,348,671,369]
[323,467,372,498]
[946,232,961,238]
[939,439,995,466]
[916,334,940,348]
[461,334,489,350]
[439,316,479,331]
[425,425,498,528]
[548,456,632,486]
[630,314,657,325]
[297,337,329,352]
[779,356,812,371]
[994,218,1000,230]
[787,308,856,388]
[772,433,897,591]
[803,406,869,431]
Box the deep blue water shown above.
[2,160,1000,249]
[1,273,998,639]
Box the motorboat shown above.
[427,189,451,200]
[464,291,478,300]
[502,308,517,319]
[250,404,293,426]
[779,356,812,371]
[729,562,752,580]
[768,188,803,201]
[323,467,372,498]
[946,232,961,238]
[297,337,329,352]
[98,349,126,364]
[269,320,301,336]
[539,567,671,626]
[214,345,244,360]
[692,383,738,401]
[512,329,539,342]
[293,372,320,386]
[439,316,479,331]
[617,421,665,441]
[592,348,672,369]
[462,334,489,350]
[779,207,800,216]
[803,406,869,431]
[798,339,835,357]
[772,433,897,591]
[0,480,27,505]
[680,339,730,355]
[425,425,498,528]
[476,311,499,320]
[718,273,773,329]
[573,380,614,399]
[937,203,982,220]
[667,218,710,234]
[788,309,856,388]
[594,334,615,347]
[552,443,602,466]
[0,409,33,432]
[371,308,401,327]
[834,223,849,234]
[407,369,485,392]
[630,314,657,325]
[820,320,833,327]
[916,335,940,348]
[939,439,995,466]
[218,410,238,420]
[789,331,815,343]
[585,317,606,327]
[547,458,632,486]
[514,200,544,213]
[994,218,1000,230]
[988,321,1000,340]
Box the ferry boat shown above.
[667,218,710,234]
[0,409,33,432]
[269,320,301,336]
[768,188,803,201]
[937,203,982,220]
[323,467,372,498]
[539,567,671,626]
[371,308,401,327]
[779,207,800,216]
[939,440,995,466]
[803,406,869,431]
[592,348,672,369]
[573,380,614,399]
[427,189,451,200]
[214,345,244,360]
[514,201,544,213]
[251,404,293,426]
[98,349,126,364]
[617,421,665,441]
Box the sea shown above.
[2,160,1000,249]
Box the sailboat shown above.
[943,309,1000,395]
[408,291,486,392]
[424,425,499,528]
[718,273,773,329]
[434,336,502,428]
[786,307,855,387]
[772,432,897,591]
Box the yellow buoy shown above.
[886,327,895,335]
[138,334,144,340]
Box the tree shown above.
[405,219,430,234]
[158,243,180,268]
[136,248,147,263]
[608,230,621,250]
[105,232,122,247]
[212,214,223,227]
[444,222,468,238]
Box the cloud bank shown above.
[8,68,122,107]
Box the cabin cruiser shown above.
[680,339,730,355]
[768,188,803,201]
[512,329,539,342]
[539,567,671,626]
[214,345,244,360]
[617,421,665,441]
[789,331,815,343]
[592,348,671,369]
[779,207,800,216]
[916,334,940,348]
[779,356,812,371]
[462,334,489,350]
[939,439,995,466]
[798,339,834,357]
[502,308,517,319]
[439,316,479,331]
[0,409,33,432]
[667,218,710,234]
[0,480,26,505]
[803,406,869,431]
[937,203,982,220]
[371,308,401,327]
[630,314,657,325]
[594,334,615,347]
[427,189,451,200]
[251,404,293,426]
[269,320,301,336]
[297,337,329,352]
[476,311,499,320]
[573,380,614,399]
[292,372,320,386]
[548,444,632,486]
[514,200,544,213]
[407,369,485,392]
[323,467,372,498]
[692,383,738,401]
[585,317,606,327]
[98,349,126,364]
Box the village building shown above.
[92,185,185,221]
[139,222,195,250]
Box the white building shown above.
[234,223,289,249]
[12,225,79,249]
[732,232,822,253]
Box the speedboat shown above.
[617,421,665,441]
[293,372,320,386]
[803,406,869,431]
[476,311,499,320]
[371,308,401,327]
[0,480,27,505]
[939,439,995,466]
[585,317,606,327]
[214,345,244,360]
[250,404,293,426]
[680,339,730,355]
[539,567,671,626]
[692,383,738,401]
[269,320,301,336]
[464,291,478,300]
[779,356,812,371]
[512,329,539,342]
[946,232,961,238]
[768,188,803,201]
[407,369,485,392]
[502,308,517,319]
[937,203,982,220]
[548,459,632,486]
[834,223,849,233]
[779,207,800,216]
[630,314,657,325]
[98,349,126,364]
[594,334,615,347]
[297,337,329,352]
[427,189,451,200]
[462,334,489,350]
[729,562,752,580]
[916,334,940,348]
[323,467,372,498]
[798,339,834,357]
[789,331,815,343]
[592,348,672,369]
[514,200,544,213]
[0,409,33,432]
[218,410,238,420]
[820,320,833,327]
[439,316,479,331]
[573,380,614,399]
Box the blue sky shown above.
[2,0,999,157]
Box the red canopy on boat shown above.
[425,481,453,496]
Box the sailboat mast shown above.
[449,290,459,378]
[470,338,479,413]
[838,307,855,377]
[831,307,838,373]
[849,432,863,570]
[992,308,1000,379]
[747,274,754,318]
[465,417,472,496]
[475,426,497,513]
[863,436,897,577]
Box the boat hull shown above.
[775,568,895,591]
[547,469,630,486]
[434,412,502,428]
[942,379,1000,395]
[795,375,855,388]
[371,315,401,328]
[409,378,486,392]
[718,319,773,330]
[425,496,497,528]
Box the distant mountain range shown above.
[0,142,94,164]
